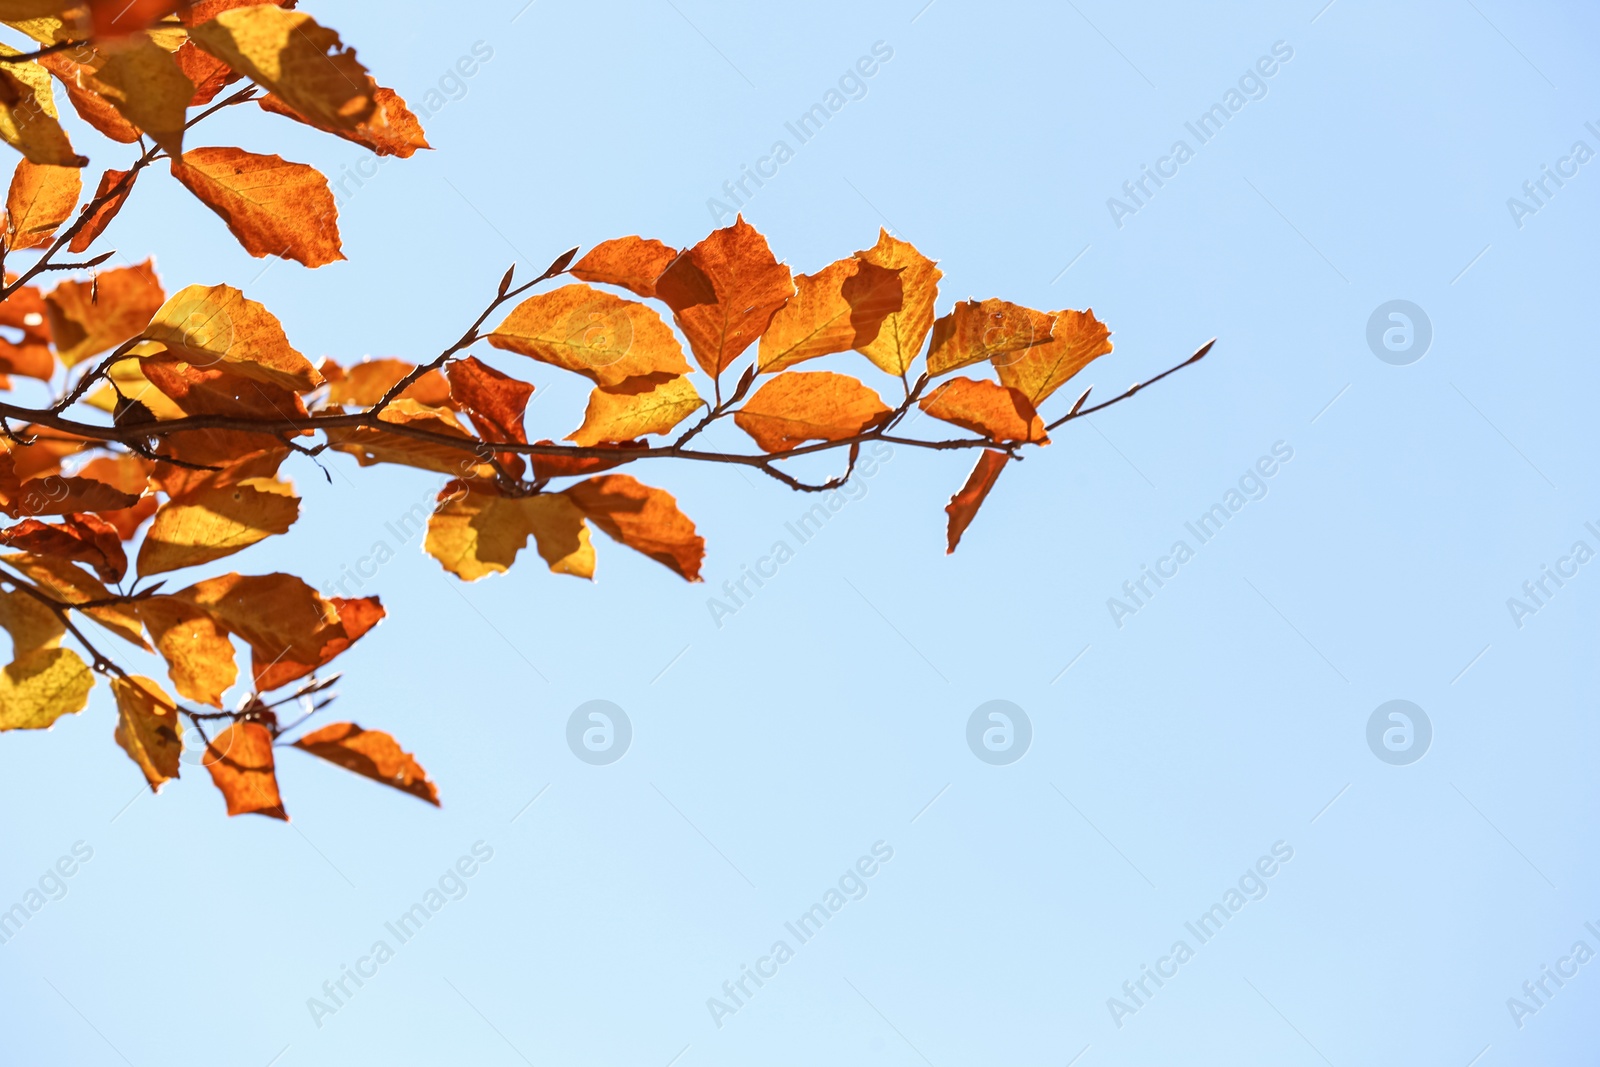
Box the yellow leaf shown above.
[854,229,940,377]
[111,674,182,791]
[60,34,193,156]
[134,594,236,708]
[2,551,148,648]
[0,646,92,730]
[993,308,1112,407]
[136,477,299,577]
[5,159,80,249]
[141,283,323,391]
[0,45,85,167]
[188,6,377,132]
[425,484,594,581]
[733,370,891,453]
[925,298,1054,378]
[757,254,903,374]
[0,586,62,653]
[568,373,702,447]
[488,283,691,387]
[170,147,342,267]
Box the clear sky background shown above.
[2,1,1598,1064]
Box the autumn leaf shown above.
[945,449,1009,553]
[74,456,155,539]
[0,646,93,731]
[569,373,701,447]
[202,720,287,819]
[571,236,678,299]
[45,259,164,366]
[111,674,183,791]
[325,399,494,480]
[447,356,531,444]
[68,167,135,253]
[258,87,430,159]
[757,254,903,374]
[563,474,703,581]
[527,439,645,482]
[134,594,236,707]
[733,370,891,453]
[5,160,80,249]
[993,308,1112,407]
[488,283,691,387]
[141,283,323,391]
[656,216,794,377]
[925,298,1055,378]
[189,7,378,132]
[323,357,452,409]
[176,572,382,691]
[1,551,148,647]
[0,584,64,654]
[426,482,593,581]
[136,477,299,576]
[0,283,54,378]
[292,722,439,805]
[170,147,343,267]
[0,513,128,582]
[54,34,194,156]
[0,46,86,167]
[919,377,1048,444]
[853,229,941,378]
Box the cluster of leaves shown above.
[0,0,1206,820]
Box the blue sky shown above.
[2,1,1598,1064]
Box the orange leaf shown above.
[0,284,55,379]
[0,514,127,582]
[993,308,1112,407]
[257,87,430,159]
[571,236,678,299]
[853,229,941,378]
[563,474,704,581]
[733,370,891,453]
[5,160,81,250]
[293,722,439,805]
[447,355,531,444]
[925,298,1054,378]
[170,147,343,268]
[488,283,691,387]
[919,377,1048,444]
[757,254,903,373]
[176,572,382,692]
[320,357,451,408]
[945,450,1009,553]
[44,259,164,367]
[656,216,794,377]
[68,167,135,253]
[174,39,237,107]
[202,720,287,820]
